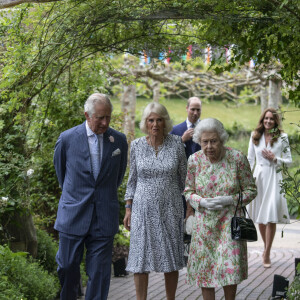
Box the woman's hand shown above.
[123,200,132,231]
[262,148,276,162]
[123,209,131,231]
[199,198,223,210]
[198,196,234,210]
[186,201,195,219]
[209,195,234,207]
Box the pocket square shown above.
[112,148,121,157]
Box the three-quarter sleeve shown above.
[275,133,293,167]
[237,152,257,207]
[177,138,187,193]
[124,140,137,201]
[184,155,202,211]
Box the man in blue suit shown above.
[54,93,128,300]
[171,96,202,217]
[171,96,202,158]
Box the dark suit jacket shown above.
[171,121,201,158]
[53,122,128,237]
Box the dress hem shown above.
[186,277,248,288]
[126,265,185,274]
[256,219,290,225]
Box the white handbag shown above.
[185,215,196,235]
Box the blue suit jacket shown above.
[171,121,201,158]
[53,122,128,236]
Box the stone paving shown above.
[78,221,300,299]
[108,247,300,300]
[107,221,300,300]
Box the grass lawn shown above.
[112,98,299,135]
[112,97,299,216]
[112,97,299,156]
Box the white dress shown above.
[247,132,292,224]
[124,134,187,273]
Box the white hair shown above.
[193,118,228,145]
[84,93,113,117]
[140,102,173,136]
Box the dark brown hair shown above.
[252,108,283,146]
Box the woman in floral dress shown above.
[184,118,257,300]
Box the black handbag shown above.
[231,191,258,242]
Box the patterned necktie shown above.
[92,134,101,180]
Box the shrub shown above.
[287,274,300,300]
[0,245,59,300]
[112,225,130,262]
[0,275,25,300]
[36,228,58,274]
[118,168,129,224]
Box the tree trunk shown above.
[4,210,37,257]
[121,85,136,143]
[153,81,160,102]
[268,79,281,109]
[260,82,268,112]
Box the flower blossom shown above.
[27,169,34,177]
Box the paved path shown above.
[107,221,300,300]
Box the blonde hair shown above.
[140,102,173,136]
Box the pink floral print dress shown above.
[184,147,257,288]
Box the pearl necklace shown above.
[149,136,165,156]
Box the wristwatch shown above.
[125,204,132,209]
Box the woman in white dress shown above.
[247,108,292,268]
[123,102,187,300]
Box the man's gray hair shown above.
[193,118,228,145]
[84,93,113,117]
[140,102,173,136]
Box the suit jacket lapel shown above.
[76,122,94,180]
[181,121,188,134]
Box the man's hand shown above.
[123,209,131,231]
[182,128,194,143]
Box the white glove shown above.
[199,198,223,211]
[210,195,234,207]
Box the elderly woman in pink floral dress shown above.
[184,118,257,300]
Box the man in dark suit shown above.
[171,96,202,158]
[54,93,128,300]
[171,96,202,217]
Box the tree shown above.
[0,0,299,247]
[0,1,298,104]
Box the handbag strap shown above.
[233,191,251,218]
